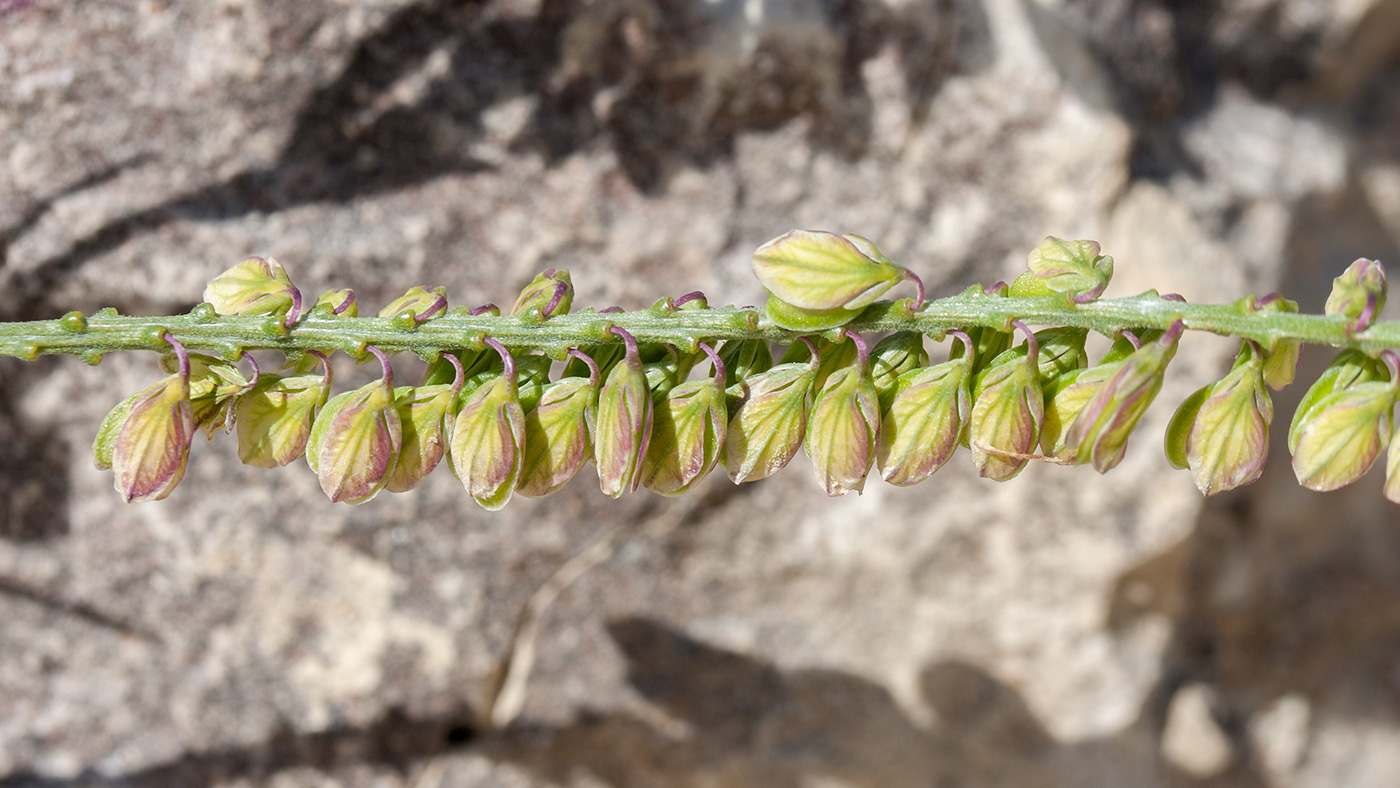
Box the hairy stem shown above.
[2,292,1396,364]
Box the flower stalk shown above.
[9,230,1400,505]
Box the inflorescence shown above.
[5,231,1400,506]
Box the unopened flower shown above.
[378,286,447,322]
[724,340,818,484]
[306,346,401,504]
[1165,341,1273,496]
[1010,237,1114,303]
[1325,258,1387,334]
[94,336,196,502]
[518,350,599,498]
[449,340,526,510]
[1289,351,1397,491]
[754,230,923,330]
[878,331,973,486]
[805,332,880,495]
[236,352,332,468]
[511,269,573,318]
[641,344,727,495]
[1251,294,1301,389]
[204,256,302,325]
[385,354,465,493]
[870,332,928,413]
[594,328,652,497]
[1061,321,1183,472]
[969,323,1043,481]
[315,288,358,316]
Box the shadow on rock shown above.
[487,616,1248,787]
[8,0,991,317]
[0,706,478,788]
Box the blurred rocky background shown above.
[3,0,1400,785]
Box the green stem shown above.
[3,291,1397,364]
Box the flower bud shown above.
[235,354,332,468]
[640,345,727,495]
[510,269,573,318]
[1010,237,1114,303]
[805,333,880,495]
[1325,258,1387,333]
[968,325,1043,481]
[306,348,401,504]
[1288,349,1388,453]
[94,337,200,502]
[1251,295,1301,389]
[870,332,928,413]
[725,357,816,484]
[1290,382,1395,491]
[1063,321,1183,472]
[94,360,196,503]
[204,256,301,322]
[594,328,653,497]
[1040,364,1115,460]
[717,339,773,387]
[378,286,447,322]
[384,384,458,493]
[1165,341,1272,496]
[449,341,526,510]
[754,230,921,330]
[315,288,358,316]
[878,343,972,486]
[517,354,598,498]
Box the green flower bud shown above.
[1290,383,1395,491]
[805,333,880,496]
[1288,350,1388,453]
[968,324,1043,481]
[1063,321,1183,472]
[385,385,458,493]
[448,341,526,510]
[1251,295,1301,390]
[716,339,773,387]
[203,256,301,324]
[315,288,358,316]
[95,337,196,503]
[640,345,727,496]
[1165,341,1272,496]
[724,345,817,484]
[754,230,922,330]
[870,332,928,413]
[1289,351,1398,491]
[1325,258,1387,334]
[594,328,652,498]
[1010,237,1114,303]
[306,347,401,504]
[510,269,573,318]
[877,332,972,485]
[235,353,332,468]
[517,350,599,498]
[377,285,447,322]
[1040,364,1115,460]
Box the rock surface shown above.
[2,0,1400,786]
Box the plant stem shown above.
[3,292,1397,364]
